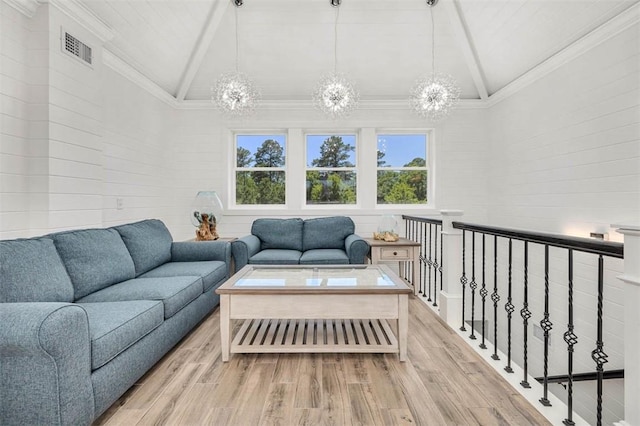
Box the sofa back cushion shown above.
[303,216,355,251]
[114,219,173,275]
[252,218,303,251]
[52,229,135,300]
[0,238,74,302]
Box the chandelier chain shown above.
[235,5,239,72]
[430,5,435,73]
[334,6,339,74]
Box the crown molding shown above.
[3,0,40,17]
[3,0,114,41]
[487,2,640,108]
[103,49,179,108]
[44,0,114,42]
[178,98,486,111]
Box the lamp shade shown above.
[374,214,400,242]
[191,191,224,241]
[190,191,224,227]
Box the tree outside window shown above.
[306,134,357,205]
[377,134,428,204]
[235,135,286,205]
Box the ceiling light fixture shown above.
[211,0,260,116]
[410,0,460,122]
[312,0,359,119]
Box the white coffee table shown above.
[216,264,411,362]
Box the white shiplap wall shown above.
[45,6,104,233]
[101,66,175,228]
[480,23,640,426]
[166,105,490,242]
[0,2,49,239]
[488,23,640,236]
[1,1,31,238]
[1,2,178,238]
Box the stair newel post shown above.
[439,210,464,327]
[612,224,640,426]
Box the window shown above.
[377,134,428,205]
[234,134,286,205]
[306,134,357,205]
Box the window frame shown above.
[375,130,434,209]
[303,131,360,208]
[225,128,436,213]
[231,132,288,209]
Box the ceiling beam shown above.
[175,0,230,101]
[441,0,488,100]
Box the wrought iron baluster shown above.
[439,224,443,291]
[460,230,467,332]
[540,245,552,406]
[433,225,439,307]
[427,224,433,301]
[421,222,427,296]
[491,235,500,360]
[404,219,410,281]
[480,234,487,349]
[418,222,424,295]
[563,249,577,426]
[591,255,608,426]
[469,232,477,339]
[504,238,514,373]
[409,219,416,280]
[520,241,531,388]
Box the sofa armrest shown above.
[171,241,231,263]
[345,234,370,264]
[0,303,94,426]
[231,235,261,271]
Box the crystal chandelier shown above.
[312,0,359,119]
[212,0,260,116]
[410,0,460,121]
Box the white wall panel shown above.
[485,23,639,426]
[165,106,490,241]
[42,7,104,232]
[101,64,175,229]
[0,1,46,238]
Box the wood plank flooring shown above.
[94,296,550,425]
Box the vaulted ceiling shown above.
[80,0,638,102]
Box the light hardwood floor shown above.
[95,296,550,426]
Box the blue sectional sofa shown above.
[0,219,231,426]
[231,216,369,270]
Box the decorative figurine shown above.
[194,211,219,241]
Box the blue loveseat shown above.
[0,219,231,425]
[231,216,369,270]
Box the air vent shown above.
[62,29,92,66]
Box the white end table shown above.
[364,237,421,295]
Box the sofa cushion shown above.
[114,219,173,276]
[299,249,350,265]
[252,218,303,251]
[140,261,227,292]
[0,238,74,303]
[75,276,203,319]
[250,249,302,265]
[79,301,163,370]
[52,229,135,300]
[303,216,355,251]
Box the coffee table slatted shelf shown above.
[231,318,399,354]
[217,264,411,361]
